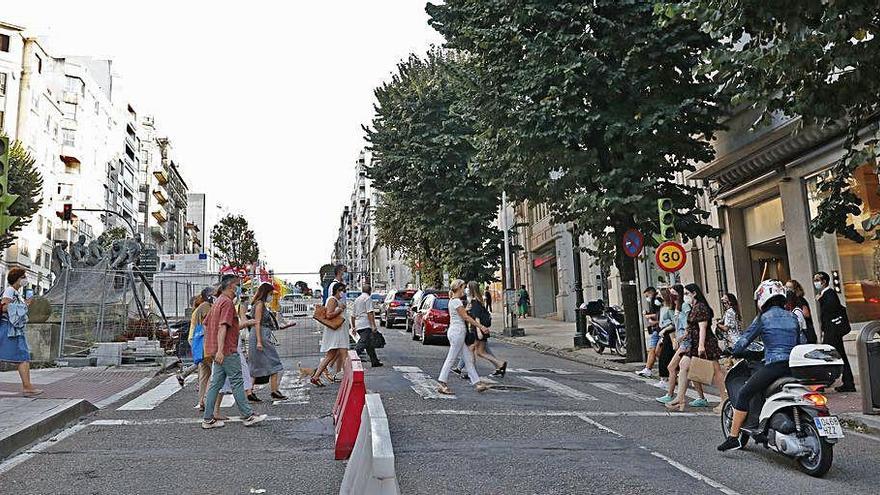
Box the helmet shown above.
[754,279,786,310]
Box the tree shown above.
[663,1,880,241]
[365,50,502,284]
[98,226,128,249]
[427,1,723,360]
[0,140,44,252]
[210,214,260,269]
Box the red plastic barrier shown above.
[334,350,366,460]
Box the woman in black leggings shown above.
[718,280,802,452]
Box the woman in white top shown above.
[311,283,350,387]
[0,268,41,395]
[438,279,491,395]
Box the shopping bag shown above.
[192,323,205,365]
[313,304,344,330]
[373,331,386,349]
[688,356,716,385]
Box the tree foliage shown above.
[98,226,128,249]
[664,1,880,241]
[427,0,724,360]
[365,50,501,284]
[1,140,44,252]
[210,214,260,269]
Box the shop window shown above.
[807,164,880,323]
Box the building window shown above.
[44,251,51,269]
[66,76,85,96]
[0,34,9,53]
[0,72,7,96]
[807,163,880,324]
[62,129,76,147]
[63,102,78,120]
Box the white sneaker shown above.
[242,413,268,427]
[656,379,667,388]
[201,419,225,430]
[636,368,653,378]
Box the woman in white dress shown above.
[437,279,491,395]
[311,283,350,386]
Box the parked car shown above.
[371,293,385,313]
[412,291,449,345]
[405,289,426,332]
[380,289,417,329]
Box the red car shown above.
[412,291,450,345]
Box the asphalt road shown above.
[1,323,879,495]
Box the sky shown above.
[4,0,444,278]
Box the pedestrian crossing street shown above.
[115,364,670,411]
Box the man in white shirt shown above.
[352,284,383,367]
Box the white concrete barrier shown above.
[339,394,400,495]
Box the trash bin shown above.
[574,307,588,348]
[857,322,880,414]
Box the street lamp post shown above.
[501,191,521,336]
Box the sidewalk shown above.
[494,312,880,433]
[0,367,157,459]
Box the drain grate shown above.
[487,384,532,392]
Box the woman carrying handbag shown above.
[311,283,349,387]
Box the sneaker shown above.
[242,414,267,427]
[460,371,469,380]
[636,368,652,378]
[201,419,225,430]
[372,362,384,368]
[689,398,710,408]
[451,368,462,375]
[656,379,667,388]
[717,436,743,452]
[655,394,674,404]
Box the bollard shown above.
[856,321,880,414]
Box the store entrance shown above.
[749,237,790,284]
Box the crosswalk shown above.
[116,364,671,410]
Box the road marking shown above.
[508,368,579,375]
[520,376,597,401]
[589,382,655,403]
[117,375,195,411]
[399,409,715,418]
[573,412,622,436]
[88,415,321,426]
[0,422,88,476]
[648,449,741,495]
[273,370,309,405]
[394,366,455,399]
[602,368,722,402]
[93,377,153,409]
[397,330,408,336]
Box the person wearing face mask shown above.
[813,272,856,392]
[0,268,42,396]
[785,279,817,344]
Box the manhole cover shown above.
[487,384,531,392]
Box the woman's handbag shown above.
[465,327,477,346]
[688,356,716,385]
[313,304,344,330]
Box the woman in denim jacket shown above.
[718,280,803,452]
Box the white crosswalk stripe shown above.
[118,375,195,411]
[589,382,655,403]
[394,366,456,399]
[272,370,310,405]
[508,368,579,375]
[520,376,598,401]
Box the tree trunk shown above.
[615,226,644,363]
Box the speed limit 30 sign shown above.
[655,241,687,273]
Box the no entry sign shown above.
[622,229,644,258]
[655,241,687,273]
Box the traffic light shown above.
[62,203,73,221]
[0,136,19,235]
[657,198,676,241]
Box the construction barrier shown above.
[340,394,400,495]
[334,350,366,460]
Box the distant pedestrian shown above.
[0,268,42,396]
[636,287,663,378]
[517,285,530,318]
[484,288,493,312]
[656,287,677,387]
[716,293,742,348]
[201,274,266,430]
[437,279,491,395]
[352,284,383,368]
[250,282,296,401]
[785,279,817,344]
[467,281,507,376]
[311,283,350,387]
[814,272,856,392]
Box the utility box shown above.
[856,322,880,414]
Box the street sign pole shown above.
[501,191,519,336]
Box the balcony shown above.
[152,189,168,205]
[150,226,167,242]
[63,91,79,104]
[153,170,169,186]
[152,207,167,224]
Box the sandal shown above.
[498,362,508,378]
[22,389,43,396]
[247,393,262,403]
[271,391,288,401]
[437,384,454,395]
[310,376,325,387]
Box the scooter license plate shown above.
[814,416,845,439]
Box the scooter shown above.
[581,300,626,356]
[720,342,845,477]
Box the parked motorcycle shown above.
[721,342,845,477]
[581,300,626,356]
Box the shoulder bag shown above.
[313,304,344,330]
[688,356,716,385]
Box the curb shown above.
[840,412,880,438]
[495,336,644,373]
[0,399,98,460]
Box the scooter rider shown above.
[718,280,803,452]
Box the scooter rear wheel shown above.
[720,400,750,448]
[797,422,834,477]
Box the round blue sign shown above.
[623,229,644,258]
